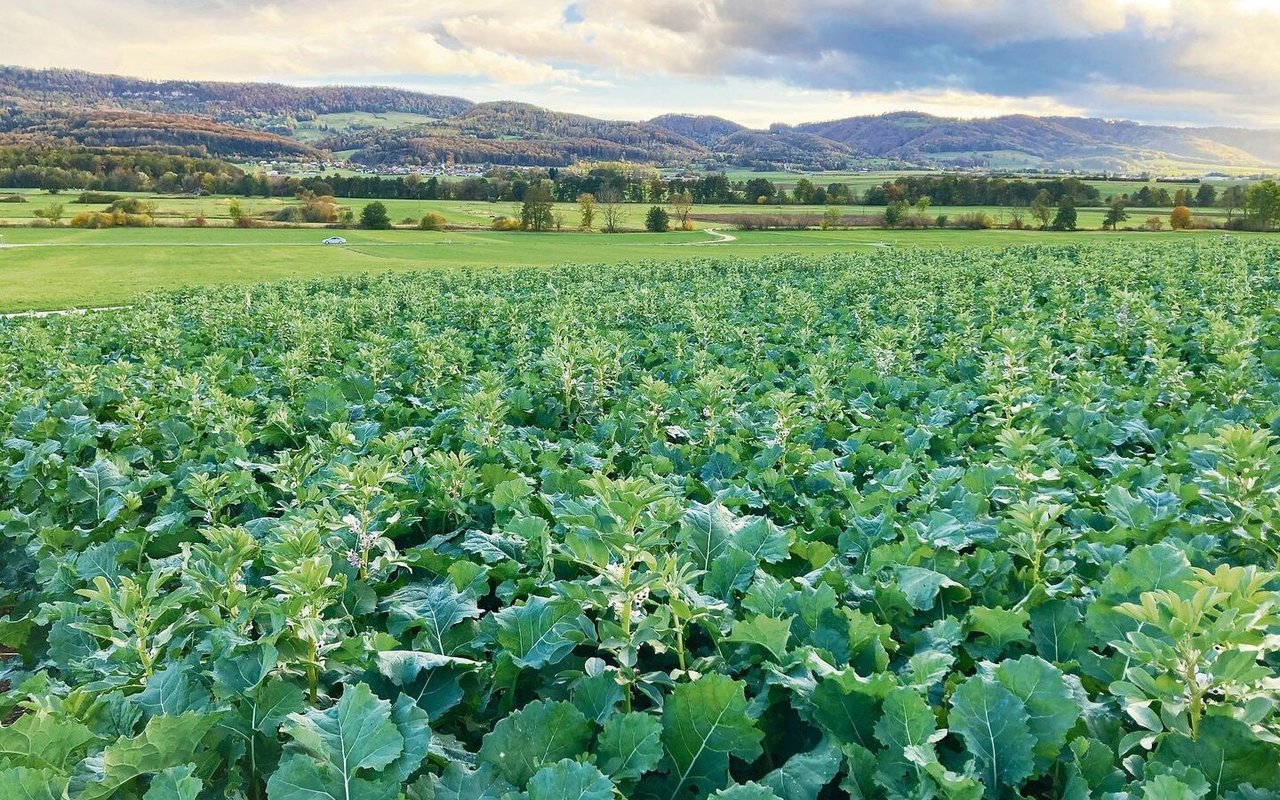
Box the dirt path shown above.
[1,305,132,320]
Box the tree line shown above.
[0,146,245,193]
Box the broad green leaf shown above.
[374,651,476,720]
[411,762,514,800]
[477,700,591,786]
[761,738,841,800]
[388,694,431,783]
[526,759,614,800]
[838,744,877,800]
[659,674,763,799]
[211,643,279,695]
[896,566,962,612]
[66,459,125,519]
[710,784,782,800]
[74,713,218,800]
[965,606,1030,654]
[1142,763,1211,800]
[143,764,202,800]
[266,683,405,800]
[381,583,482,645]
[1142,774,1209,800]
[733,516,791,564]
[992,656,1079,766]
[134,662,212,718]
[1151,718,1280,794]
[678,503,735,572]
[1029,601,1088,665]
[268,753,398,800]
[727,614,793,659]
[303,384,348,421]
[904,650,955,690]
[0,711,96,771]
[0,766,69,800]
[873,687,941,786]
[596,711,663,781]
[948,676,1036,796]
[492,596,589,669]
[491,478,532,510]
[246,679,306,734]
[809,675,883,749]
[571,670,624,724]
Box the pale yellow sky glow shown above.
[3,0,1278,127]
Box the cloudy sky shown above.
[5,0,1278,127]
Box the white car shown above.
[322,236,347,245]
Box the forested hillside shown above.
[3,65,1279,170]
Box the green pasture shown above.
[0,224,1260,313]
[291,111,441,143]
[0,188,1238,231]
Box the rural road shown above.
[1,305,132,320]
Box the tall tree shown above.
[577,192,596,230]
[599,189,623,233]
[793,178,816,204]
[1245,180,1280,229]
[359,201,391,230]
[519,185,554,232]
[1051,200,1077,231]
[1102,198,1128,231]
[1220,185,1246,221]
[670,191,694,230]
[1030,190,1053,230]
[1195,183,1217,208]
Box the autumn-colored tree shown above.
[1169,205,1194,230]
[577,192,596,230]
[670,191,693,230]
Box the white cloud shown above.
[1,0,1278,127]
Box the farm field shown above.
[3,240,1280,799]
[1,184,1246,230]
[0,225,1263,312]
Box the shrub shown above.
[935,214,949,229]
[883,200,909,227]
[360,201,391,230]
[1170,206,1194,230]
[419,212,447,231]
[109,197,152,215]
[953,212,995,230]
[191,213,208,228]
[1145,216,1164,232]
[74,192,121,204]
[645,206,670,232]
[491,215,520,231]
[0,194,27,203]
[68,209,154,228]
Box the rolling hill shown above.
[1,65,1278,171]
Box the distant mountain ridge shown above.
[1,65,1277,171]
